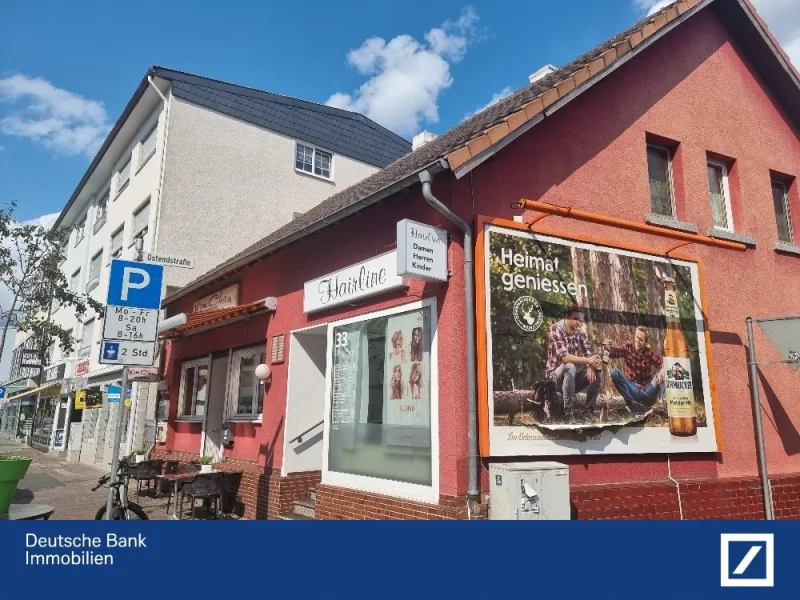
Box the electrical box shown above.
[155,422,167,443]
[221,423,234,447]
[489,462,570,520]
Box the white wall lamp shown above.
[255,363,272,385]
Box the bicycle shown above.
[92,454,149,520]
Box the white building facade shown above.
[7,67,410,467]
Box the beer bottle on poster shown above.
[662,277,697,436]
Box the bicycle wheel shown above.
[94,503,149,520]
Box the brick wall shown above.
[315,485,469,520]
[571,474,800,520]
[278,471,322,516]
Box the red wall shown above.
[164,7,800,499]
[462,9,800,484]
[163,187,471,495]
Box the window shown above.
[295,143,332,179]
[324,300,437,501]
[707,162,733,231]
[132,200,150,243]
[70,269,81,293]
[227,347,267,419]
[772,179,793,243]
[647,145,675,217]
[140,124,157,168]
[79,318,95,358]
[179,358,211,418]
[117,156,132,195]
[87,251,102,291]
[94,189,109,233]
[110,226,124,259]
[74,218,86,246]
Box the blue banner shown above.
[0,521,796,599]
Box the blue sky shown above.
[0,0,798,225]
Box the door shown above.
[203,354,229,463]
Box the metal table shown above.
[0,504,55,520]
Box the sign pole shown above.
[105,239,144,519]
[745,317,774,520]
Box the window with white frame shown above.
[117,156,132,195]
[707,161,733,231]
[179,357,211,418]
[325,301,436,497]
[94,189,109,233]
[772,178,794,244]
[74,217,86,246]
[110,226,124,259]
[79,318,95,358]
[139,124,157,168]
[70,269,81,293]
[295,143,332,179]
[226,346,267,419]
[131,199,150,244]
[87,251,102,291]
[647,145,675,217]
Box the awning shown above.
[4,382,62,403]
[160,298,274,339]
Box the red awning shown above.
[161,299,272,338]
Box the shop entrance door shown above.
[283,325,327,474]
[203,353,229,463]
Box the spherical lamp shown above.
[255,363,271,383]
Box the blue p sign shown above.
[106,259,164,309]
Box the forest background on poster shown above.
[488,231,707,427]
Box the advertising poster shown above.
[482,224,718,456]
[383,309,431,448]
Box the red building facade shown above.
[158,0,800,520]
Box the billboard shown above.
[479,222,719,456]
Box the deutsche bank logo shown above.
[720,533,774,587]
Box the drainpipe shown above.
[419,167,479,511]
[146,75,171,254]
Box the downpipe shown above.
[419,168,480,516]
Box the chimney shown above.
[529,64,557,84]
[412,130,438,151]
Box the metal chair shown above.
[125,460,161,501]
[165,463,199,515]
[179,473,224,520]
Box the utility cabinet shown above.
[489,462,570,520]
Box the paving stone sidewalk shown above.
[1,436,174,520]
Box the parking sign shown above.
[106,259,164,309]
[100,259,164,367]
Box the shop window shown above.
[324,299,438,501]
[226,346,267,419]
[179,357,210,418]
[707,161,733,231]
[772,178,794,243]
[647,144,675,217]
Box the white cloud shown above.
[0,74,110,157]
[634,1,800,66]
[464,86,514,120]
[326,6,483,137]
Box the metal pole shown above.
[105,238,144,519]
[746,317,774,520]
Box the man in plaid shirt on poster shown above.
[545,302,603,421]
[603,327,664,414]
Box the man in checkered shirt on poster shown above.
[603,326,664,415]
[545,302,603,422]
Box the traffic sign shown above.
[0,387,5,399]
[106,259,164,310]
[103,306,159,342]
[99,340,156,366]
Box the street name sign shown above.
[100,259,164,366]
[143,251,194,269]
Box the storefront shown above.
[160,0,800,520]
[77,370,134,469]
[28,363,72,453]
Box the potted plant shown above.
[198,456,214,474]
[0,455,33,516]
[134,445,149,464]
